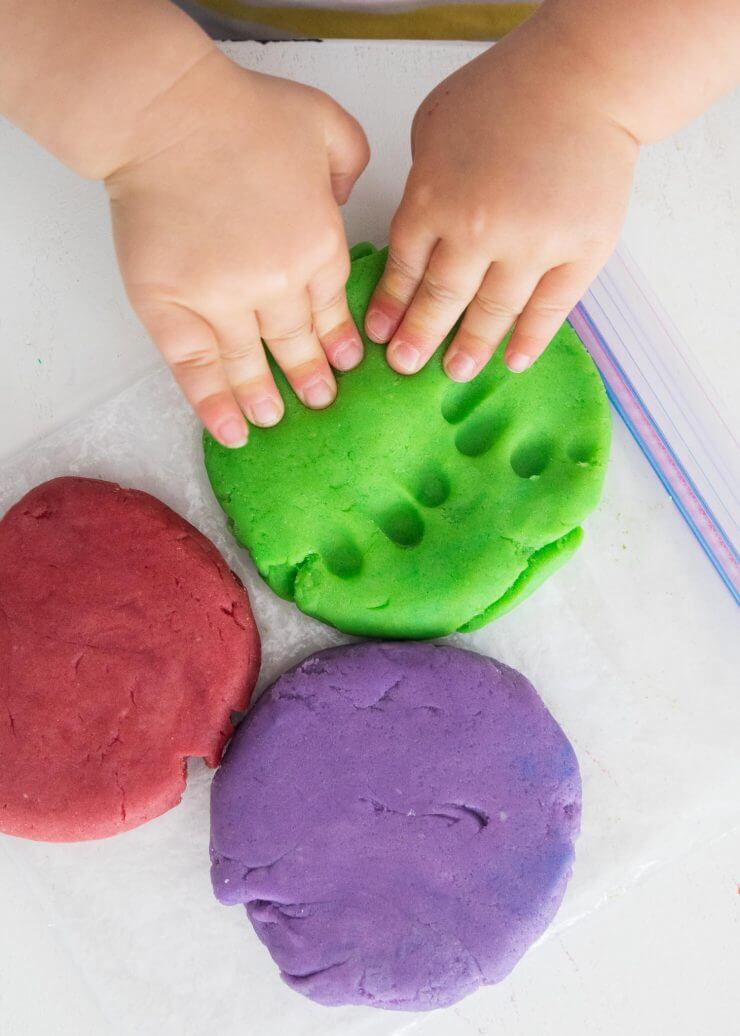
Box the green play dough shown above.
[204,245,610,639]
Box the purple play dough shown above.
[210,643,581,1011]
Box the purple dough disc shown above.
[210,643,581,1010]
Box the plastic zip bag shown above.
[572,246,739,602]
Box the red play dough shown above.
[0,477,260,842]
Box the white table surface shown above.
[0,41,738,1036]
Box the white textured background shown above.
[0,42,738,1036]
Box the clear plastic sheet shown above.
[1,368,738,1035]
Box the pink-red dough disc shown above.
[0,477,261,842]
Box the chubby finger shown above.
[364,220,436,344]
[386,241,488,375]
[214,311,284,428]
[309,259,363,372]
[139,299,247,448]
[443,263,541,382]
[505,261,596,372]
[258,294,337,410]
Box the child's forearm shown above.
[0,0,214,178]
[536,0,740,143]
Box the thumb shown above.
[322,99,370,205]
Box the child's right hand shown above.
[106,53,369,447]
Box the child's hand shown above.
[107,55,369,446]
[3,0,736,427]
[364,29,638,380]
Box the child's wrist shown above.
[102,48,239,183]
[528,4,644,144]
[534,0,740,145]
[80,47,231,181]
[2,0,220,181]
[484,16,643,145]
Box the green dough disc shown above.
[204,245,611,639]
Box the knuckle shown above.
[266,320,313,346]
[456,326,497,355]
[474,293,519,320]
[128,287,160,315]
[385,250,421,287]
[271,268,293,297]
[313,288,346,315]
[387,212,407,249]
[406,179,435,213]
[315,246,350,292]
[462,206,493,244]
[220,342,259,363]
[508,236,554,267]
[419,274,463,307]
[324,223,346,256]
[529,296,571,318]
[309,223,346,269]
[252,263,291,302]
[168,346,217,371]
[388,210,421,254]
[128,286,182,326]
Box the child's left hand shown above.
[364,27,639,379]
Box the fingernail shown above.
[445,351,477,381]
[217,417,248,448]
[365,309,394,343]
[333,338,363,371]
[390,341,421,374]
[247,397,282,427]
[506,350,532,373]
[302,376,335,409]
